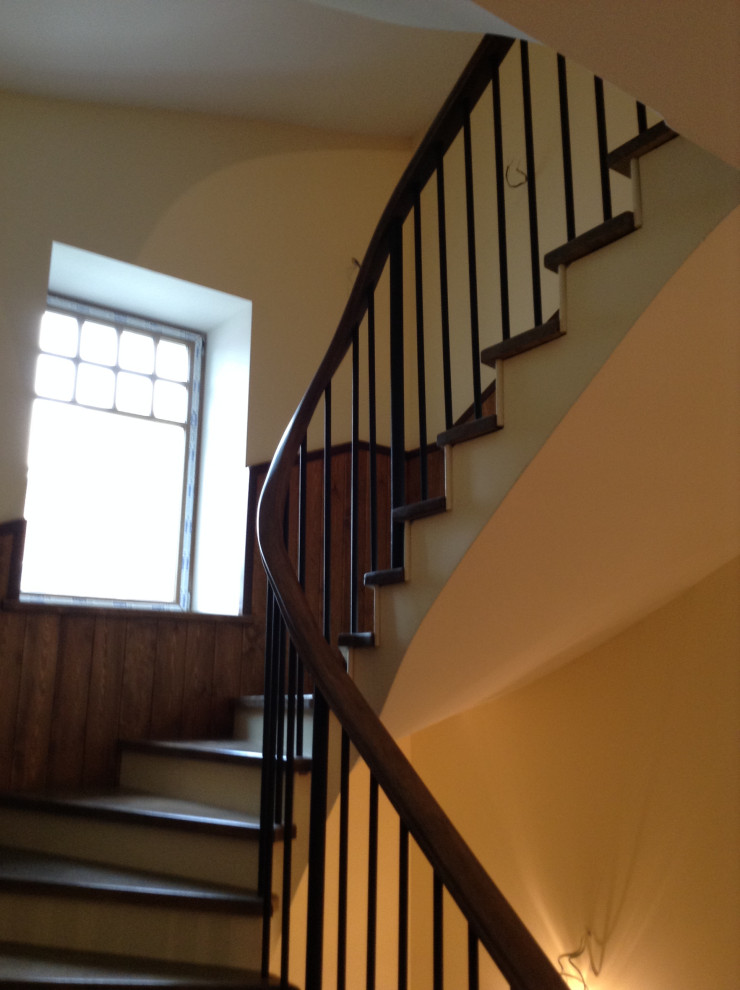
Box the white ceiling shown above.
[0,0,521,137]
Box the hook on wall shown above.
[505,162,528,187]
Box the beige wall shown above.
[407,557,740,988]
[0,88,412,520]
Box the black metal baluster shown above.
[433,874,444,990]
[367,296,378,573]
[366,774,379,989]
[557,53,576,242]
[463,108,483,420]
[594,76,612,221]
[323,384,332,642]
[492,63,510,341]
[413,190,428,500]
[259,586,277,977]
[273,596,286,826]
[389,222,406,568]
[467,926,479,990]
[296,436,307,757]
[280,637,298,985]
[435,154,453,430]
[305,688,330,990]
[520,41,543,327]
[350,325,360,632]
[636,100,648,134]
[398,822,409,990]
[337,726,350,990]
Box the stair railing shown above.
[258,33,657,988]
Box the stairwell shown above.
[0,31,738,990]
[0,693,312,986]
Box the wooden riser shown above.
[118,750,263,817]
[0,806,266,890]
[0,892,261,970]
[233,698,314,759]
[0,941,291,988]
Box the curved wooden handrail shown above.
[259,35,565,988]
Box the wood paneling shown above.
[0,605,264,793]
[245,444,392,644]
[0,520,25,602]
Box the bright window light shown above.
[22,301,202,606]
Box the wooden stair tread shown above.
[481,312,563,366]
[119,739,310,773]
[0,790,279,840]
[544,211,636,272]
[0,846,262,911]
[607,120,678,176]
[0,940,290,987]
[391,496,447,524]
[363,567,405,588]
[437,413,501,448]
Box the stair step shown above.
[544,211,636,272]
[391,496,447,524]
[0,941,289,987]
[437,413,501,447]
[481,312,563,366]
[232,695,314,758]
[0,845,261,911]
[0,791,273,888]
[118,741,309,817]
[337,631,375,648]
[363,567,405,588]
[0,847,265,969]
[607,120,678,176]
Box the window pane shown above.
[39,311,78,357]
[80,320,118,366]
[119,330,155,373]
[156,340,189,382]
[35,354,76,401]
[76,363,115,408]
[116,371,153,416]
[153,379,188,422]
[22,400,185,602]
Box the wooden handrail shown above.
[258,35,564,988]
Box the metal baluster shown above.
[413,190,428,500]
[367,296,379,573]
[280,637,298,984]
[557,53,576,242]
[520,41,543,327]
[433,874,444,990]
[594,76,612,221]
[435,154,453,429]
[305,689,330,990]
[398,822,409,990]
[259,585,277,977]
[323,384,332,642]
[636,100,648,134]
[366,775,379,989]
[337,726,350,989]
[389,222,406,568]
[492,63,510,341]
[350,325,360,632]
[467,926,479,990]
[463,107,483,419]
[296,436,307,758]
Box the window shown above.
[21,295,203,608]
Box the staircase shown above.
[0,697,310,986]
[1,31,737,990]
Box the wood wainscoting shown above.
[0,603,264,794]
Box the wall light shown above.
[558,930,603,988]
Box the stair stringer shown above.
[348,136,739,738]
